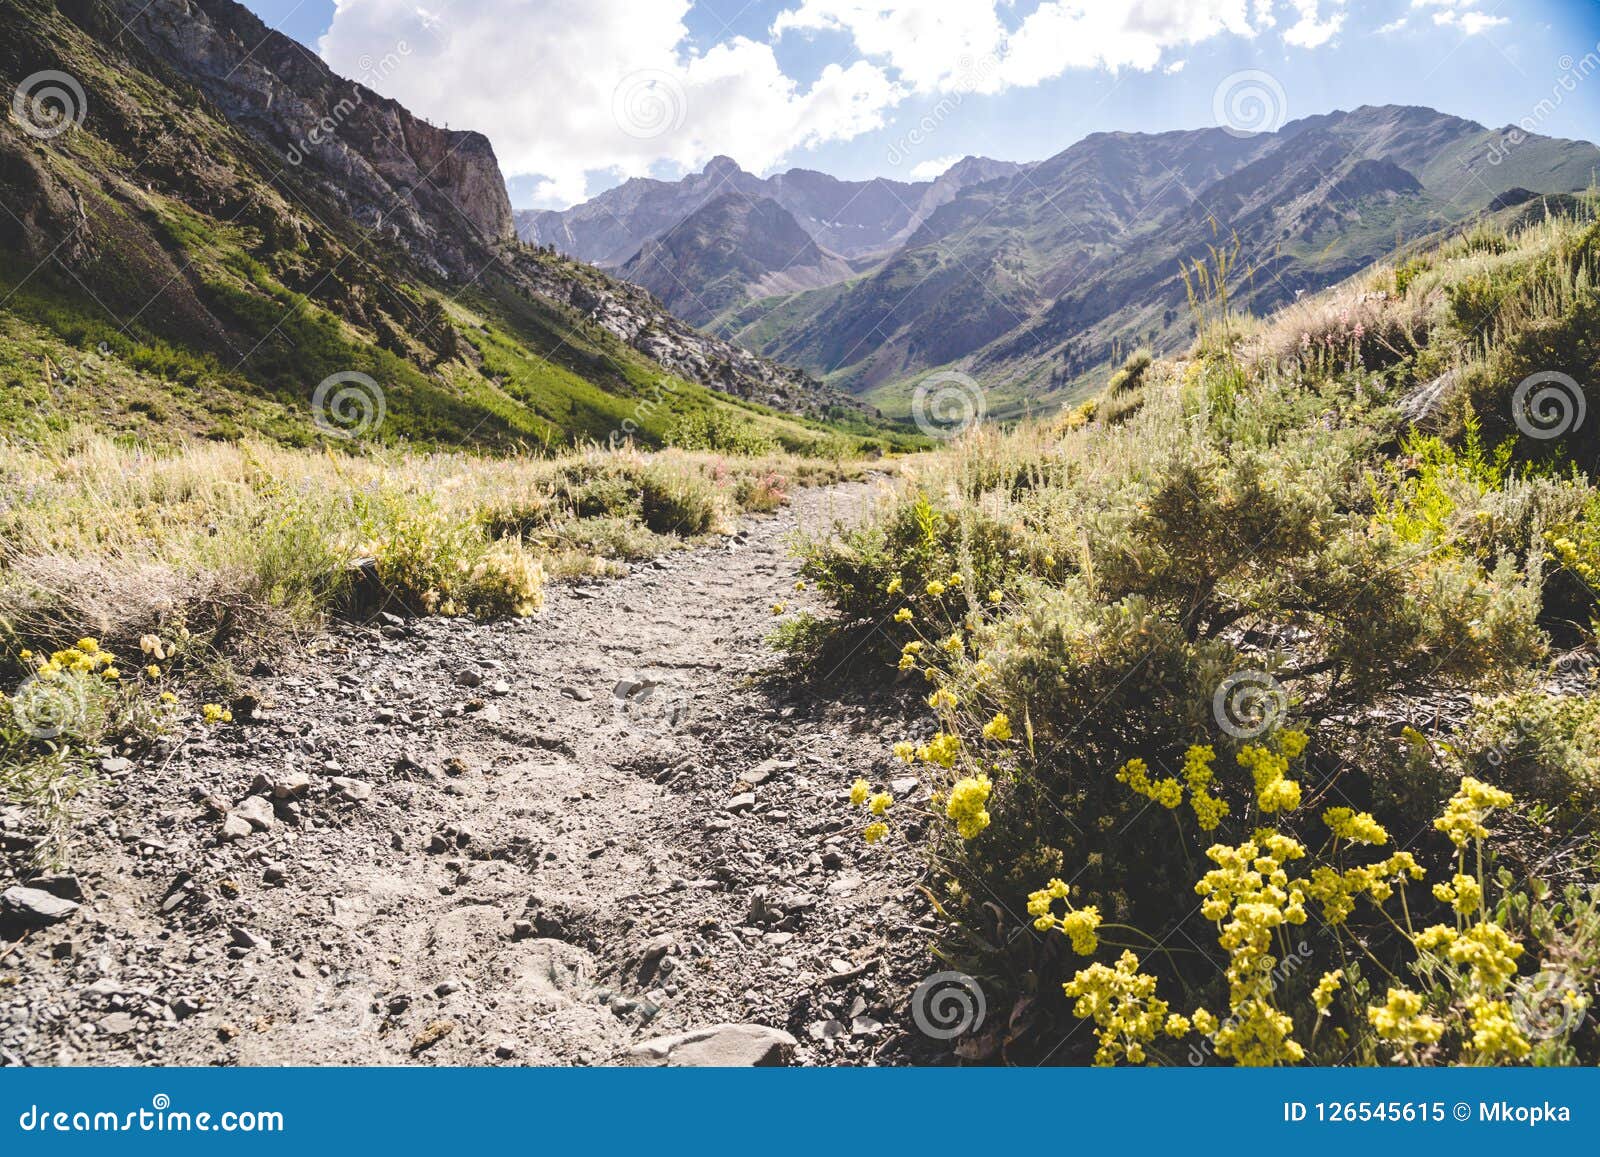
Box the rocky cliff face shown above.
[111,0,515,277]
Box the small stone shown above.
[329,777,373,803]
[494,1042,516,1059]
[410,1019,456,1055]
[231,796,277,832]
[454,668,483,688]
[24,873,85,902]
[560,685,593,702]
[220,814,252,842]
[228,926,270,952]
[99,756,134,775]
[99,1012,137,1035]
[851,1015,884,1036]
[725,793,756,813]
[807,1019,847,1042]
[491,681,511,697]
[1,886,80,924]
[171,997,203,1020]
[890,777,919,795]
[626,1024,796,1067]
[273,771,313,799]
[435,978,462,997]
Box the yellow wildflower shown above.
[894,607,913,623]
[946,773,992,839]
[850,778,869,807]
[868,792,893,816]
[863,821,889,844]
[1312,969,1343,1014]
[981,713,1012,742]
[1323,807,1388,845]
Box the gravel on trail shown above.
[0,480,959,1067]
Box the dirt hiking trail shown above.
[1,480,950,1067]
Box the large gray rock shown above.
[626,1023,797,1067]
[2,885,80,924]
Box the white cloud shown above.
[1281,0,1346,48]
[1411,0,1508,36]
[1165,59,1188,74]
[908,154,962,180]
[319,0,901,207]
[775,0,1275,92]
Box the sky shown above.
[239,0,1600,210]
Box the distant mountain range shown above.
[532,106,1600,414]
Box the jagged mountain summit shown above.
[541,104,1599,414]
[517,153,1026,269]
[0,0,872,448]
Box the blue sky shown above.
[241,1,1600,209]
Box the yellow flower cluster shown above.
[1193,832,1309,1064]
[1115,745,1230,830]
[894,608,913,623]
[1062,950,1172,1065]
[916,732,963,768]
[897,640,924,671]
[945,773,992,839]
[927,687,958,711]
[1368,987,1445,1046]
[1432,872,1483,916]
[1322,806,1388,845]
[1312,969,1343,1014]
[1237,733,1305,813]
[1027,878,1101,955]
[1433,776,1513,848]
[925,580,947,597]
[1182,745,1229,831]
[981,712,1012,742]
[1302,851,1424,924]
[31,639,118,681]
[1116,757,1182,809]
[201,703,233,725]
[850,777,895,843]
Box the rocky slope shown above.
[0,0,866,447]
[620,195,853,326]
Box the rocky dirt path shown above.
[1,480,947,1067]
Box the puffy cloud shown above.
[773,0,1289,94]
[318,0,901,207]
[908,154,962,180]
[1411,0,1509,36]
